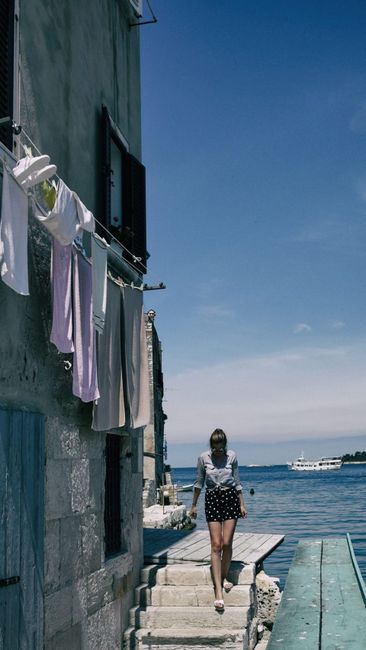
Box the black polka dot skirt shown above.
[205,487,242,522]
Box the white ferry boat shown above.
[287,452,343,471]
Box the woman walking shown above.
[190,428,247,610]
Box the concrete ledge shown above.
[143,505,186,529]
[135,626,247,647]
[135,605,251,629]
[151,584,253,607]
[155,562,256,586]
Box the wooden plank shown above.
[143,528,284,566]
[347,533,366,606]
[243,534,284,563]
[233,534,272,562]
[0,408,20,649]
[144,529,200,563]
[143,529,189,556]
[231,533,257,554]
[167,533,211,560]
[232,533,268,555]
[321,537,366,649]
[267,539,322,649]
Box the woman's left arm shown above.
[238,490,248,518]
[232,453,248,518]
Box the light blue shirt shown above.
[193,449,243,492]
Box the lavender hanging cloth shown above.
[92,279,125,430]
[122,285,151,429]
[72,250,100,402]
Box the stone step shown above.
[151,584,253,607]
[132,626,249,650]
[154,562,255,586]
[135,583,151,607]
[140,564,160,586]
[131,605,251,629]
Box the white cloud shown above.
[293,323,312,334]
[331,320,345,330]
[197,304,234,319]
[164,343,366,445]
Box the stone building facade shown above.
[143,312,166,508]
[0,1,149,648]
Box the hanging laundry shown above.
[50,240,74,353]
[33,179,80,245]
[73,192,95,233]
[12,154,57,190]
[33,180,95,245]
[92,279,125,431]
[0,165,29,295]
[12,154,50,184]
[91,233,108,334]
[72,250,100,402]
[122,285,151,429]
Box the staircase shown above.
[124,562,258,650]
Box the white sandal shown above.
[223,579,233,591]
[214,599,225,610]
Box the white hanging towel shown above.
[122,285,151,429]
[91,233,108,333]
[0,165,29,295]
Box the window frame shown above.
[101,105,147,274]
[0,0,15,151]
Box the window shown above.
[104,434,122,557]
[0,0,15,150]
[102,105,147,274]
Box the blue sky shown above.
[140,0,366,466]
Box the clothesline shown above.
[17,128,145,277]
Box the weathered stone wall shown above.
[0,1,145,647]
[18,0,141,214]
[143,319,165,507]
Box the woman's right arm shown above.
[189,487,201,519]
[190,456,205,518]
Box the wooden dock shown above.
[267,535,366,649]
[144,529,284,565]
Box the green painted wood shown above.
[267,540,322,649]
[321,538,366,649]
[268,536,366,649]
[0,407,44,649]
[347,533,366,606]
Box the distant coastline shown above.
[342,451,366,463]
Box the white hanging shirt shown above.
[34,179,95,245]
[0,165,29,295]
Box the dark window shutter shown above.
[0,0,14,150]
[123,153,147,274]
[101,105,147,274]
[101,105,111,232]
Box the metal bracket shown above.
[0,576,20,588]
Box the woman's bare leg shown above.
[221,518,237,583]
[208,521,223,600]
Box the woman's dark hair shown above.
[210,428,227,451]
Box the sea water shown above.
[173,463,366,589]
